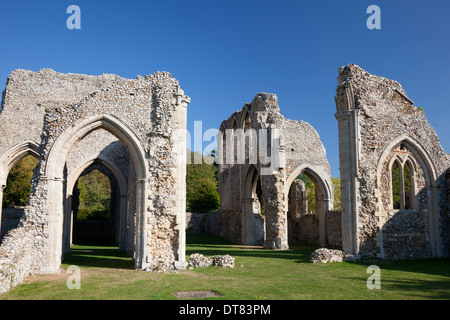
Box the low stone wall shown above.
[0,216,44,295]
[382,210,431,260]
[187,210,342,249]
[293,214,319,245]
[326,210,342,249]
[0,208,24,241]
[186,211,242,244]
[186,211,222,236]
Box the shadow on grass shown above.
[62,245,135,269]
[186,234,315,263]
[381,277,450,300]
[342,271,450,300]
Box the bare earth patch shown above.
[173,290,222,299]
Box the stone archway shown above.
[41,114,148,273]
[0,69,190,295]
[375,135,440,259]
[285,165,334,247]
[63,156,131,254]
[0,140,41,240]
[241,164,265,246]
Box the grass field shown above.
[2,234,450,300]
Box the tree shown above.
[2,155,39,208]
[296,173,315,214]
[76,169,111,221]
[331,176,341,210]
[186,150,220,213]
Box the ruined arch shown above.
[334,64,449,260]
[239,105,251,129]
[376,134,437,190]
[285,164,334,247]
[63,155,131,253]
[241,164,265,246]
[44,114,147,180]
[42,114,148,272]
[0,69,190,294]
[0,140,40,186]
[0,140,41,240]
[216,93,332,250]
[376,134,441,258]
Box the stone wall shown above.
[187,209,342,249]
[217,93,336,249]
[0,68,190,294]
[335,64,450,260]
[326,210,342,249]
[186,211,221,236]
[0,208,24,241]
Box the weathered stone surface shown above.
[188,253,213,268]
[210,254,235,268]
[310,248,345,263]
[188,253,235,268]
[216,93,335,250]
[335,64,450,261]
[0,68,190,294]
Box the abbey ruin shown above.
[0,64,449,294]
[0,68,190,293]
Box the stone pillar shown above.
[241,197,255,245]
[41,177,65,274]
[262,174,288,250]
[317,198,327,247]
[134,178,149,270]
[173,91,190,269]
[428,186,441,257]
[335,108,360,259]
[0,184,4,237]
[287,179,305,244]
[62,194,73,254]
[118,193,128,251]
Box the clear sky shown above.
[0,0,448,177]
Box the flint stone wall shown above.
[335,64,450,260]
[217,93,336,249]
[0,208,24,241]
[0,68,189,295]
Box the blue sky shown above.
[0,0,449,177]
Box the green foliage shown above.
[2,155,39,208]
[76,170,111,221]
[296,173,315,214]
[392,161,401,209]
[331,176,341,210]
[404,161,412,209]
[4,235,450,300]
[186,150,220,213]
[418,106,425,115]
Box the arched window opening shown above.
[297,173,316,215]
[2,155,39,208]
[287,171,319,247]
[255,176,264,215]
[242,166,265,246]
[403,161,412,209]
[1,155,39,242]
[390,157,415,210]
[391,160,401,209]
[72,169,113,245]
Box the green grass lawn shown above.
[2,234,450,300]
